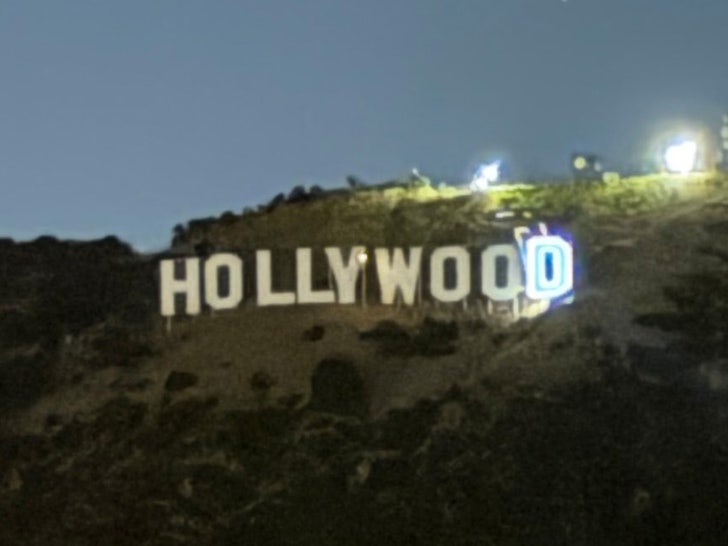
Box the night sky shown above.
[1,0,727,250]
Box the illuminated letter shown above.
[525,236,573,300]
[256,250,296,306]
[296,248,336,304]
[204,253,243,310]
[481,244,522,301]
[430,246,470,302]
[325,246,365,304]
[160,258,201,316]
[375,247,422,305]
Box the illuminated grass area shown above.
[179,172,727,250]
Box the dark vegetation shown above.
[635,270,728,359]
[633,228,728,385]
[308,358,367,416]
[2,365,728,545]
[0,352,52,411]
[360,317,459,357]
[164,371,200,393]
[0,236,157,409]
[0,236,154,342]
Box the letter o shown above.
[430,246,470,302]
[481,244,522,301]
[204,253,243,310]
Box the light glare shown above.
[356,249,368,265]
[664,140,698,174]
[470,161,501,191]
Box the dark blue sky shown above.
[1,0,727,250]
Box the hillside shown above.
[2,173,728,545]
[173,174,717,250]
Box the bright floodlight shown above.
[664,140,698,174]
[470,161,501,191]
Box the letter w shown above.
[374,247,422,305]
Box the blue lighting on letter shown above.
[525,235,573,300]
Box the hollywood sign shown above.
[159,226,574,317]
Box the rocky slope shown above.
[2,175,728,545]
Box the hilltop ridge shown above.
[171,173,722,250]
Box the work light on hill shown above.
[470,160,501,191]
[664,139,698,174]
[570,153,603,181]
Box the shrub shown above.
[309,358,367,417]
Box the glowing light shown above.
[494,210,516,220]
[356,249,368,266]
[573,156,587,170]
[470,161,501,191]
[524,235,574,300]
[664,140,698,174]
